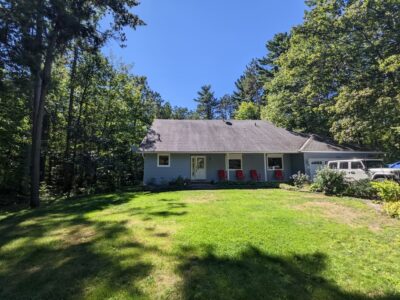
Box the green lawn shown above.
[1,189,399,299]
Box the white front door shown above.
[191,156,206,180]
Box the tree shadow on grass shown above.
[0,192,164,299]
[177,245,399,300]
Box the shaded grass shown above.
[0,189,399,299]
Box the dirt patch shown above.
[294,201,397,231]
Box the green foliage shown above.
[234,102,259,120]
[312,167,347,195]
[344,179,377,199]
[290,171,310,188]
[260,0,400,159]
[232,59,265,113]
[371,181,400,202]
[194,85,218,120]
[383,202,400,219]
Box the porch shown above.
[142,152,305,185]
[191,153,304,182]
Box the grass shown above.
[0,189,399,299]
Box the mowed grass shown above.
[1,189,400,299]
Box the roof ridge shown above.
[298,134,314,152]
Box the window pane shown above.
[158,155,169,166]
[339,162,348,169]
[197,157,205,168]
[351,161,363,169]
[268,157,283,169]
[329,163,337,169]
[229,159,241,169]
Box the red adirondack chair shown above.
[250,170,261,181]
[236,170,245,181]
[218,170,227,181]
[274,170,284,181]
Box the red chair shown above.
[218,170,227,181]
[236,170,245,181]
[250,170,261,181]
[274,170,284,181]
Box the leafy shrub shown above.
[371,180,400,202]
[291,171,310,188]
[312,167,346,195]
[344,179,377,199]
[383,202,400,219]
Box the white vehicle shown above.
[327,159,400,182]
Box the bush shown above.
[312,167,347,195]
[371,180,400,202]
[344,179,377,199]
[383,202,400,219]
[290,171,310,188]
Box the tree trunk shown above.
[63,45,79,193]
[30,37,56,208]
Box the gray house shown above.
[139,119,380,184]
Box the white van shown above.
[327,159,400,182]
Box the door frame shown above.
[191,155,207,180]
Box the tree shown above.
[0,0,144,207]
[262,0,400,159]
[194,85,218,120]
[232,59,265,117]
[216,94,235,120]
[234,102,259,120]
[258,32,290,80]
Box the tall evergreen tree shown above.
[216,94,235,120]
[194,85,218,120]
[232,59,265,117]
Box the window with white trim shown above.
[267,154,284,170]
[157,154,170,167]
[228,153,242,170]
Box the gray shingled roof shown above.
[139,119,372,153]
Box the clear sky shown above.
[102,1,307,109]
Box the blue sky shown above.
[102,1,307,109]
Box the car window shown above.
[329,162,338,169]
[351,161,364,169]
[339,162,349,169]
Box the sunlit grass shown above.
[0,189,399,299]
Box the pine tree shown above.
[232,60,265,117]
[194,85,218,120]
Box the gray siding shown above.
[266,153,294,181]
[290,153,305,174]
[206,154,225,181]
[143,152,371,184]
[143,153,191,184]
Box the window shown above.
[157,154,170,167]
[228,154,242,170]
[329,162,338,169]
[351,161,364,169]
[339,162,349,169]
[267,154,283,170]
[363,160,384,169]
